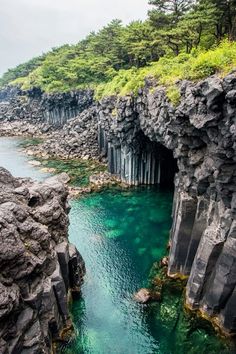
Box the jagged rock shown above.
[68,244,86,291]
[1,72,236,335]
[89,171,121,186]
[0,87,94,127]
[94,72,236,334]
[0,167,85,353]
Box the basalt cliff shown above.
[0,71,236,335]
[0,168,85,353]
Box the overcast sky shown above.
[0,0,149,75]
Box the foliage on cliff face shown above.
[0,0,236,96]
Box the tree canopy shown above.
[0,0,235,95]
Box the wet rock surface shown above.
[0,167,85,353]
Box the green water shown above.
[0,137,234,354]
[66,187,173,354]
[63,189,234,354]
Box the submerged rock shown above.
[28,160,41,166]
[0,167,85,353]
[134,288,161,304]
[134,288,151,303]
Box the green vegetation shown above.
[97,41,236,98]
[18,137,44,148]
[166,85,181,106]
[0,0,236,98]
[0,55,46,87]
[40,158,106,186]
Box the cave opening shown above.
[136,135,178,188]
[106,130,178,188]
[156,142,178,189]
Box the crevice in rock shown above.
[28,196,40,207]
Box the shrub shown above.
[96,40,236,98]
[166,86,181,106]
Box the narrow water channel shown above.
[0,137,234,354]
[67,188,172,354]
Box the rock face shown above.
[96,74,236,335]
[28,106,100,160]
[0,86,94,127]
[0,71,236,335]
[97,95,178,185]
[0,167,85,353]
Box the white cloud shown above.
[0,0,149,75]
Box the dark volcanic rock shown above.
[95,73,236,335]
[0,167,85,353]
[27,106,100,160]
[1,72,236,335]
[0,86,94,128]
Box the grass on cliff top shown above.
[95,40,236,99]
[8,40,236,104]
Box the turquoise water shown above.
[66,188,173,354]
[64,191,234,354]
[0,137,234,354]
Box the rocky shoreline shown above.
[0,167,85,353]
[1,71,236,336]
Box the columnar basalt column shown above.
[96,73,236,335]
[0,72,236,335]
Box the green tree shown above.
[0,55,46,87]
[149,0,194,22]
[121,21,164,66]
[176,1,218,52]
[85,20,126,70]
[198,0,236,40]
[1,0,235,93]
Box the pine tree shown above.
[198,0,236,40]
[149,0,194,22]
